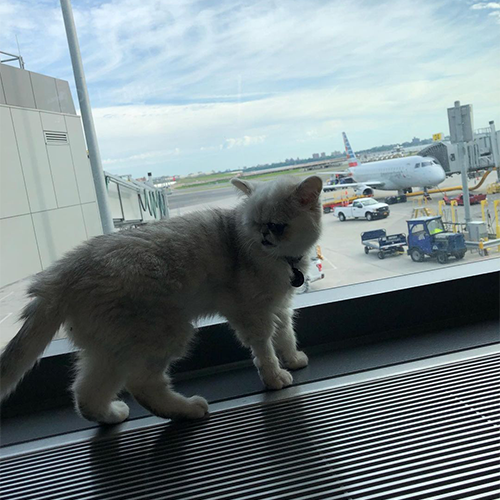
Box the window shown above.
[410,223,426,239]
[360,199,378,206]
[0,0,498,354]
[427,218,445,235]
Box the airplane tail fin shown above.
[342,132,361,168]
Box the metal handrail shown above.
[0,51,24,69]
[105,172,168,224]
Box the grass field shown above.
[174,163,347,190]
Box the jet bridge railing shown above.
[104,172,169,228]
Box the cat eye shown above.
[267,222,287,236]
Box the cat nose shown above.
[261,226,270,237]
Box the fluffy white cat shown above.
[0,175,322,424]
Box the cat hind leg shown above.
[127,369,208,420]
[72,351,129,425]
[126,323,208,420]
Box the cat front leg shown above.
[273,307,309,370]
[251,338,293,389]
[229,317,293,390]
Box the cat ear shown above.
[295,176,323,205]
[231,178,254,196]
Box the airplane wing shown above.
[323,181,384,192]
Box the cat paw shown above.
[84,401,130,425]
[172,396,209,420]
[262,369,293,390]
[106,401,130,424]
[283,351,309,370]
[187,396,210,419]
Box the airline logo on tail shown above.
[342,132,361,168]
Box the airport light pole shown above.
[60,0,115,235]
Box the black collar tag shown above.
[284,256,304,288]
[291,267,305,288]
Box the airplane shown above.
[323,132,446,196]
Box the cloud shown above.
[222,135,266,149]
[470,1,500,22]
[102,148,180,166]
[471,2,500,9]
[1,0,499,176]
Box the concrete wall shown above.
[0,64,102,288]
[0,63,76,114]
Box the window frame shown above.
[1,258,498,421]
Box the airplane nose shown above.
[436,167,446,184]
[428,167,445,186]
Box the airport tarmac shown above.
[167,171,500,292]
[316,172,500,289]
[0,172,498,348]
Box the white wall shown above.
[0,65,168,288]
[0,65,102,288]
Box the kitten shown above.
[0,175,322,424]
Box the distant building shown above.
[320,152,326,158]
[312,153,320,159]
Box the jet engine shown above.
[355,185,374,197]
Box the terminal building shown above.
[0,62,168,288]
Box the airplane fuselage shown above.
[349,155,446,190]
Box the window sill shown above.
[1,260,498,444]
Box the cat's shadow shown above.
[258,392,330,481]
[88,417,207,498]
[87,395,328,496]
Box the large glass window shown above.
[0,0,499,349]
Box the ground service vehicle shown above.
[384,194,407,205]
[333,198,390,221]
[407,216,467,264]
[443,193,487,205]
[361,229,407,259]
[486,183,500,194]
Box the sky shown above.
[1,0,499,178]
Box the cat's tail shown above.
[0,297,63,401]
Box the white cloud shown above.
[91,58,500,175]
[222,135,266,149]
[102,147,180,166]
[471,2,500,9]
[1,0,499,176]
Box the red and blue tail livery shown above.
[342,132,360,168]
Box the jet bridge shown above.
[420,124,499,175]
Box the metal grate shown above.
[43,130,69,145]
[1,354,499,499]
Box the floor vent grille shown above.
[1,354,499,499]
